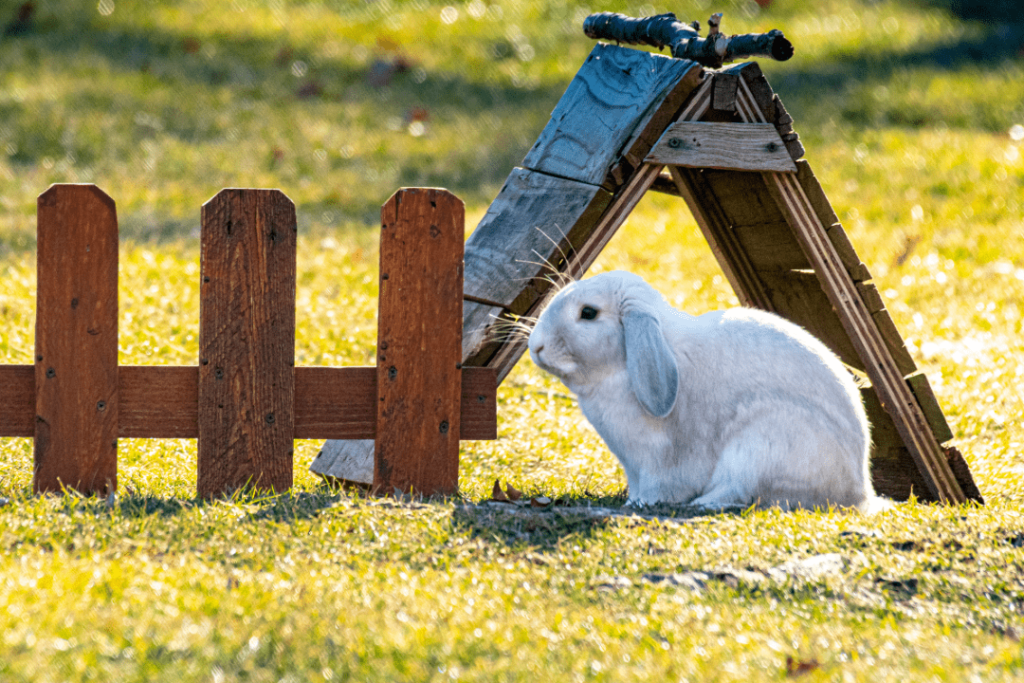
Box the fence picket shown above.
[34,185,120,495]
[198,189,297,497]
[375,189,465,496]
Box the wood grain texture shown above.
[905,371,954,444]
[198,189,296,497]
[463,168,611,312]
[617,62,703,173]
[712,72,739,113]
[0,366,496,440]
[826,223,872,282]
[646,122,797,173]
[375,189,465,496]
[0,365,34,436]
[34,184,119,495]
[120,366,197,438]
[522,43,698,186]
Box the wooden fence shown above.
[0,184,497,498]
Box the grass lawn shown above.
[1,0,1023,680]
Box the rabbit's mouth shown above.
[530,348,576,381]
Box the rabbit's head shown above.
[527,271,679,417]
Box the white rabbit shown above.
[527,270,883,512]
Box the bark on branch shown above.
[583,12,794,69]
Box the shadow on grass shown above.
[451,495,741,551]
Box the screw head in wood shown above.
[97,401,106,412]
[266,413,275,424]
[766,142,779,153]
[46,367,55,379]
[439,420,449,434]
[388,366,398,381]
[668,137,682,148]
[214,367,224,380]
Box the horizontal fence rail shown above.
[0,184,497,498]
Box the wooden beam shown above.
[646,121,797,173]
[198,189,297,497]
[375,188,464,496]
[34,184,119,496]
[0,366,497,440]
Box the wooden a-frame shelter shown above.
[314,43,981,504]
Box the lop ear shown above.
[623,309,679,418]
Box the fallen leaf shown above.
[785,656,820,677]
[490,479,509,503]
[504,482,523,501]
[530,496,552,508]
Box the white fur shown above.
[527,271,883,512]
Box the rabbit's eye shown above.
[580,306,598,320]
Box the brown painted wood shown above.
[522,43,699,187]
[119,366,197,438]
[646,122,797,173]
[34,185,119,496]
[0,365,496,440]
[0,365,34,437]
[198,189,296,497]
[375,189,465,496]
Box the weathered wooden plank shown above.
[758,270,866,371]
[463,169,611,313]
[872,309,918,376]
[617,62,704,175]
[731,223,815,272]
[522,43,698,187]
[794,161,839,228]
[198,189,296,497]
[712,72,739,113]
[856,282,885,313]
[375,188,464,496]
[905,372,954,444]
[826,223,872,282]
[34,184,119,496]
[646,122,797,173]
[723,62,776,124]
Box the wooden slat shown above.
[646,122,797,173]
[905,372,954,444]
[711,72,739,113]
[617,63,704,174]
[0,365,34,437]
[34,184,119,496]
[860,386,934,501]
[0,366,496,440]
[375,188,465,496]
[872,309,918,376]
[463,168,611,312]
[198,189,296,497]
[522,43,699,187]
[826,223,872,282]
[120,366,197,438]
[856,282,886,313]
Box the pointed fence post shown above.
[374,189,465,496]
[34,184,120,495]
[197,189,297,498]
